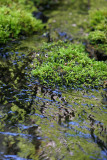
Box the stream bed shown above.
[0,0,107,159]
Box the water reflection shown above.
[0,42,107,159]
[0,44,42,160]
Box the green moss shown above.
[0,0,36,11]
[88,30,106,44]
[32,0,60,7]
[87,9,107,53]
[32,41,107,88]
[89,9,107,28]
[0,0,44,43]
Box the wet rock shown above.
[32,11,49,23]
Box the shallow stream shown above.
[0,0,107,159]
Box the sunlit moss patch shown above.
[32,41,107,88]
[87,9,107,54]
[0,0,44,43]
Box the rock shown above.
[32,11,49,23]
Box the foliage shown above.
[32,41,107,88]
[0,0,44,43]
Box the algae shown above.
[45,0,107,41]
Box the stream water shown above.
[0,0,107,160]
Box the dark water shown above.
[0,0,107,159]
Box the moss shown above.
[0,0,36,11]
[0,0,44,43]
[88,30,106,44]
[32,41,107,88]
[89,9,107,28]
[32,0,60,7]
[87,9,107,53]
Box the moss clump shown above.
[32,41,107,88]
[87,9,107,53]
[89,9,107,28]
[88,30,106,44]
[0,0,44,43]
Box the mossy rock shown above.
[32,41,107,88]
[0,0,44,43]
[87,9,107,54]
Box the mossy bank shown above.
[32,41,107,88]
